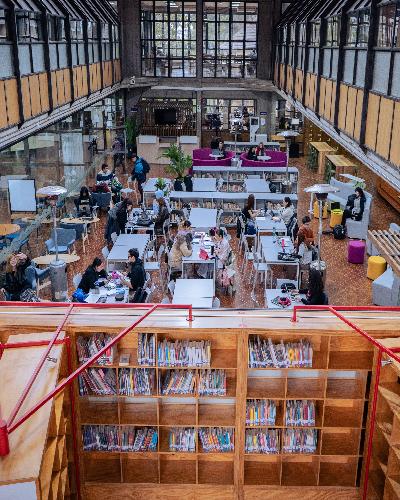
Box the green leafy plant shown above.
[125,116,140,146]
[160,144,192,180]
[155,177,167,190]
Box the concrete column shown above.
[255,92,275,137]
[119,0,141,78]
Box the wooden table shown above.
[309,142,335,174]
[60,217,99,226]
[325,154,357,180]
[0,223,20,236]
[33,253,80,265]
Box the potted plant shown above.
[155,177,169,196]
[160,144,192,191]
[124,115,140,159]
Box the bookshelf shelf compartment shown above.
[244,456,281,485]
[83,453,121,483]
[319,456,358,487]
[321,429,361,456]
[247,373,286,399]
[159,401,197,426]
[323,399,363,428]
[121,455,158,483]
[198,402,236,427]
[160,458,196,484]
[80,400,119,425]
[326,371,367,400]
[198,457,234,484]
[120,401,158,425]
[286,374,325,400]
[281,456,319,486]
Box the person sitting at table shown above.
[74,186,93,214]
[300,268,327,305]
[296,215,315,246]
[153,189,171,214]
[210,137,220,150]
[214,228,231,268]
[341,187,366,228]
[217,141,226,158]
[280,196,295,226]
[169,231,193,276]
[116,198,134,235]
[256,142,266,157]
[96,163,115,185]
[121,248,146,294]
[294,232,313,287]
[242,194,259,251]
[1,253,33,301]
[153,197,170,237]
[247,146,257,161]
[78,257,107,294]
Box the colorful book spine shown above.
[120,427,158,452]
[76,333,115,365]
[245,429,280,454]
[168,428,196,452]
[199,427,234,453]
[82,425,119,451]
[118,368,155,396]
[137,333,156,366]
[158,339,211,367]
[246,399,276,426]
[160,370,196,395]
[282,429,318,454]
[78,368,117,396]
[285,400,316,427]
[198,369,227,396]
[248,337,313,368]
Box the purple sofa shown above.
[240,150,287,168]
[193,148,235,166]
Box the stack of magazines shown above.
[137,333,156,366]
[245,429,280,454]
[198,370,226,396]
[82,425,119,451]
[246,400,276,426]
[248,337,313,368]
[78,368,117,396]
[119,368,155,396]
[76,333,115,365]
[159,370,196,395]
[168,428,196,452]
[285,400,316,427]
[282,429,318,454]
[158,339,211,367]
[199,427,234,453]
[120,427,158,452]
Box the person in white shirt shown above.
[214,228,231,269]
[295,231,313,287]
[280,196,295,226]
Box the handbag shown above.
[278,252,297,262]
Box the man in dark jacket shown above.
[78,257,107,293]
[123,248,145,292]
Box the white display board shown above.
[8,179,37,212]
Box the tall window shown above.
[87,21,99,63]
[141,1,196,77]
[70,19,85,66]
[102,22,111,61]
[346,9,370,47]
[203,98,255,129]
[310,21,320,46]
[112,25,119,59]
[16,10,45,75]
[16,11,43,41]
[48,15,67,70]
[203,2,258,78]
[377,3,400,47]
[326,16,340,46]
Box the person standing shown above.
[131,154,150,204]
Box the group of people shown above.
[247,142,268,160]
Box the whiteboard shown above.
[8,179,37,212]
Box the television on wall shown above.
[154,108,177,125]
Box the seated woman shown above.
[217,141,226,158]
[74,186,94,214]
[300,268,327,305]
[214,228,231,269]
[1,253,33,301]
[247,146,257,161]
[255,142,266,157]
[341,187,366,227]
[78,257,107,293]
[280,196,295,226]
[169,231,193,275]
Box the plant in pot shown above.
[124,115,140,159]
[155,177,170,197]
[161,144,192,191]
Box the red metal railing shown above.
[0,301,193,500]
[292,304,400,499]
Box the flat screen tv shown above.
[154,108,177,125]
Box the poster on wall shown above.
[8,179,36,213]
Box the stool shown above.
[367,256,387,280]
[313,200,328,219]
[348,240,366,264]
[330,209,343,228]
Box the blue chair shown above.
[91,192,112,211]
[25,263,51,297]
[60,222,85,240]
[45,228,76,254]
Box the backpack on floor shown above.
[333,224,346,240]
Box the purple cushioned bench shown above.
[240,150,287,168]
[192,148,235,166]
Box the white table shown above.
[193,178,217,192]
[182,243,216,292]
[210,154,223,159]
[173,279,214,309]
[85,286,129,304]
[143,177,171,193]
[257,156,271,161]
[260,235,299,287]
[106,235,149,271]
[113,234,150,249]
[256,217,287,235]
[265,289,305,310]
[245,179,270,193]
[189,208,218,229]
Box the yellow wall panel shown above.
[319,78,326,117]
[82,66,88,95]
[390,101,400,166]
[63,69,71,102]
[57,70,65,105]
[376,97,394,159]
[345,87,357,137]
[0,80,8,129]
[337,84,348,131]
[38,73,49,112]
[51,72,58,107]
[365,93,380,150]
[324,80,333,122]
[330,82,337,123]
[29,75,41,117]
[21,77,31,119]
[353,89,363,142]
[4,78,20,126]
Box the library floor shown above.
[55,152,399,308]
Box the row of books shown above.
[199,427,234,453]
[285,400,316,427]
[246,399,276,426]
[78,368,117,396]
[82,425,157,452]
[245,429,280,454]
[282,429,318,454]
[160,370,196,395]
[169,427,196,452]
[157,339,211,367]
[198,369,227,396]
[119,368,155,396]
[248,337,313,368]
[76,333,115,366]
[138,333,156,366]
